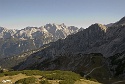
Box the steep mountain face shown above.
[0,24,78,58]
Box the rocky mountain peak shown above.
[88,23,107,32]
[45,23,66,30]
[59,23,67,28]
[44,23,58,31]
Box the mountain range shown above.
[1,17,125,83]
[0,23,79,58]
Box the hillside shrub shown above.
[22,70,42,76]
[4,71,22,76]
[15,77,36,84]
[59,79,75,84]
[41,70,81,80]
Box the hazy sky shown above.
[0,0,125,29]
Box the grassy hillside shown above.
[0,70,100,84]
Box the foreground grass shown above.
[75,79,101,84]
[0,70,100,84]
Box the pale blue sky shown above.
[0,0,125,29]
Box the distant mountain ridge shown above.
[0,23,79,58]
[0,23,78,40]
